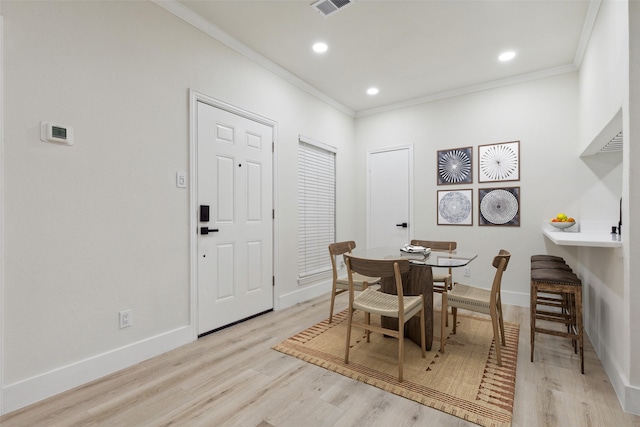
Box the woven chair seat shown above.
[447,283,491,315]
[353,288,423,319]
[432,272,452,284]
[432,272,450,282]
[336,272,380,291]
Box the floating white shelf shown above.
[542,221,622,248]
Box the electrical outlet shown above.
[463,266,471,277]
[119,309,132,328]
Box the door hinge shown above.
[272,276,275,287]
[272,209,275,219]
[272,141,275,152]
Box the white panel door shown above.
[368,147,412,248]
[197,101,273,335]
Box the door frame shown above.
[0,15,5,415]
[366,145,414,248]
[189,90,278,339]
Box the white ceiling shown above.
[172,0,596,116]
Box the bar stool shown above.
[530,262,584,374]
[531,254,567,263]
[530,261,573,270]
[530,257,574,325]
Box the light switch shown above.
[176,172,187,188]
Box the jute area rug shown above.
[273,309,519,427]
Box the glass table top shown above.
[351,246,477,267]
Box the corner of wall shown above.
[0,13,5,417]
[595,335,640,415]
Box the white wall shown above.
[2,0,639,417]
[0,1,356,413]
[628,0,640,393]
[355,72,582,307]
[577,0,640,414]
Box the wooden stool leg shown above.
[530,280,537,363]
[575,286,584,374]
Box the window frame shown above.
[297,135,337,285]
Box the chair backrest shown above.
[411,240,457,251]
[344,254,410,302]
[411,240,457,274]
[490,249,511,305]
[328,241,357,280]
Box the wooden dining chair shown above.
[328,241,381,323]
[440,249,511,365]
[411,240,457,293]
[411,240,457,326]
[343,254,426,382]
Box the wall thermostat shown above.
[40,122,74,145]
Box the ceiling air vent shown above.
[311,0,354,17]
[600,131,623,153]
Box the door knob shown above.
[200,227,219,235]
[396,222,408,228]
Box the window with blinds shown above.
[298,136,336,283]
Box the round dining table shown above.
[351,246,478,351]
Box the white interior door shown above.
[197,101,273,335]
[368,146,413,248]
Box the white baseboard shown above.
[587,329,640,415]
[2,326,194,415]
[278,279,331,310]
[623,380,640,415]
[501,289,530,308]
[278,282,530,311]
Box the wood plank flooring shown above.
[2,293,639,426]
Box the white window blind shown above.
[298,137,336,281]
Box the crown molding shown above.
[152,0,355,117]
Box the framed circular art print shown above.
[437,146,473,185]
[479,187,520,226]
[437,189,473,225]
[478,141,519,183]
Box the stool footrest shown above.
[535,313,572,323]
[533,326,579,339]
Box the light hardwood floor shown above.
[2,293,639,427]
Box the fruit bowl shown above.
[550,221,576,230]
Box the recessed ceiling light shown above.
[312,42,328,53]
[367,87,379,95]
[498,51,516,62]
